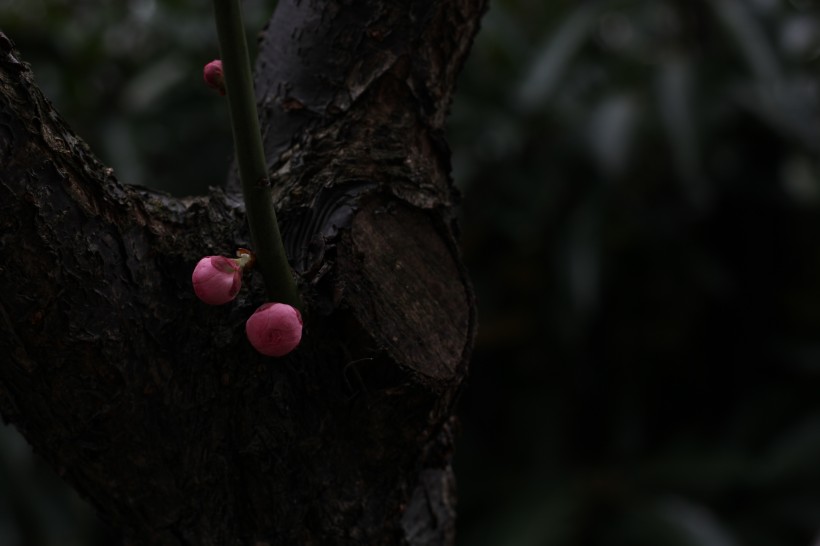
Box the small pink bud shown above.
[245,303,303,357]
[203,60,225,95]
[192,256,241,305]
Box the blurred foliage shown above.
[0,425,116,545]
[1,0,820,545]
[453,1,820,545]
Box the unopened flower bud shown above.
[192,256,241,305]
[245,303,303,356]
[203,60,225,95]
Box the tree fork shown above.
[0,0,485,543]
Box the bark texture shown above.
[0,0,484,544]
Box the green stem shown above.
[212,0,300,309]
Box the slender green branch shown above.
[212,0,301,309]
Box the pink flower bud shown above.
[203,60,225,95]
[192,256,241,305]
[245,303,303,357]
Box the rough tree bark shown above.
[0,0,484,544]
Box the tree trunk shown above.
[0,1,484,544]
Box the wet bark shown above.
[0,0,484,544]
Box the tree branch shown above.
[213,0,300,307]
[0,0,485,541]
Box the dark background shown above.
[1,1,819,544]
